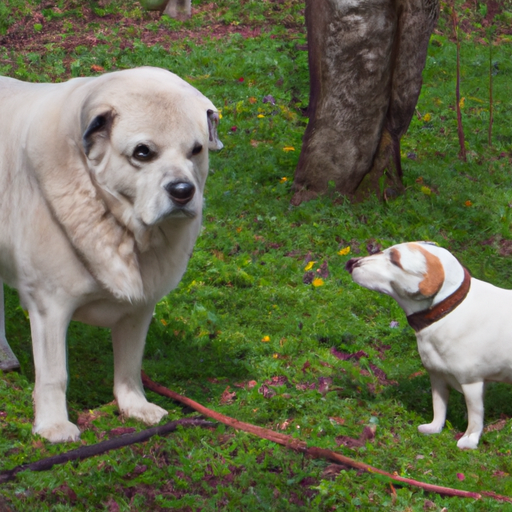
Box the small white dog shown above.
[346,241,512,449]
[0,67,222,442]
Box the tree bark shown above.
[291,0,439,205]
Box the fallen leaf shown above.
[258,384,276,399]
[302,271,315,284]
[220,386,236,404]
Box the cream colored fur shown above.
[347,241,512,449]
[0,67,222,442]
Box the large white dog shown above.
[0,67,222,442]
[346,241,512,449]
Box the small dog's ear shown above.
[82,111,114,158]
[207,109,223,151]
[418,249,445,297]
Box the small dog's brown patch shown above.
[389,248,403,268]
[411,244,445,297]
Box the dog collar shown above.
[406,267,471,332]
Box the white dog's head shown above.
[346,242,466,315]
[80,67,222,249]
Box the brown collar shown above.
[407,267,471,332]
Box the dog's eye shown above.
[191,144,203,156]
[133,144,153,161]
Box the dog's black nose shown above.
[345,257,361,274]
[165,181,195,205]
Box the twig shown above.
[142,372,512,504]
[450,2,467,161]
[0,417,212,484]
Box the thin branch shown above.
[451,2,467,161]
[142,372,512,504]
[0,417,213,484]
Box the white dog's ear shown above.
[207,109,223,150]
[82,111,115,160]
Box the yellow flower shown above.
[312,278,324,287]
[257,114,265,118]
[261,335,270,342]
[283,146,295,152]
[218,113,223,119]
[420,186,432,196]
[304,261,315,271]
[280,177,288,183]
[273,353,279,359]
[338,247,350,256]
[423,113,431,122]
[459,97,465,109]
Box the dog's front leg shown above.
[112,304,168,425]
[0,281,20,371]
[418,372,449,435]
[457,381,485,449]
[30,304,79,443]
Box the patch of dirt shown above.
[0,2,301,56]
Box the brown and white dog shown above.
[346,241,512,449]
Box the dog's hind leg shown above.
[112,304,168,425]
[418,372,449,435]
[0,281,20,371]
[457,381,485,449]
[29,301,80,443]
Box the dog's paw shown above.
[456,433,480,450]
[33,421,81,443]
[418,422,444,434]
[120,400,168,425]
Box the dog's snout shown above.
[165,181,196,205]
[345,257,362,274]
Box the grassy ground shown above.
[1,0,512,510]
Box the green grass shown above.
[2,1,512,510]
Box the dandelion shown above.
[338,247,350,256]
[423,113,432,122]
[312,278,324,287]
[304,261,315,271]
[282,146,295,152]
[257,114,265,118]
[261,335,270,342]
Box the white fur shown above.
[0,67,222,442]
[347,241,512,449]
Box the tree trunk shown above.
[291,0,439,205]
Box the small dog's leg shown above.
[30,303,79,443]
[418,373,449,434]
[457,381,485,449]
[112,304,168,425]
[0,281,20,371]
